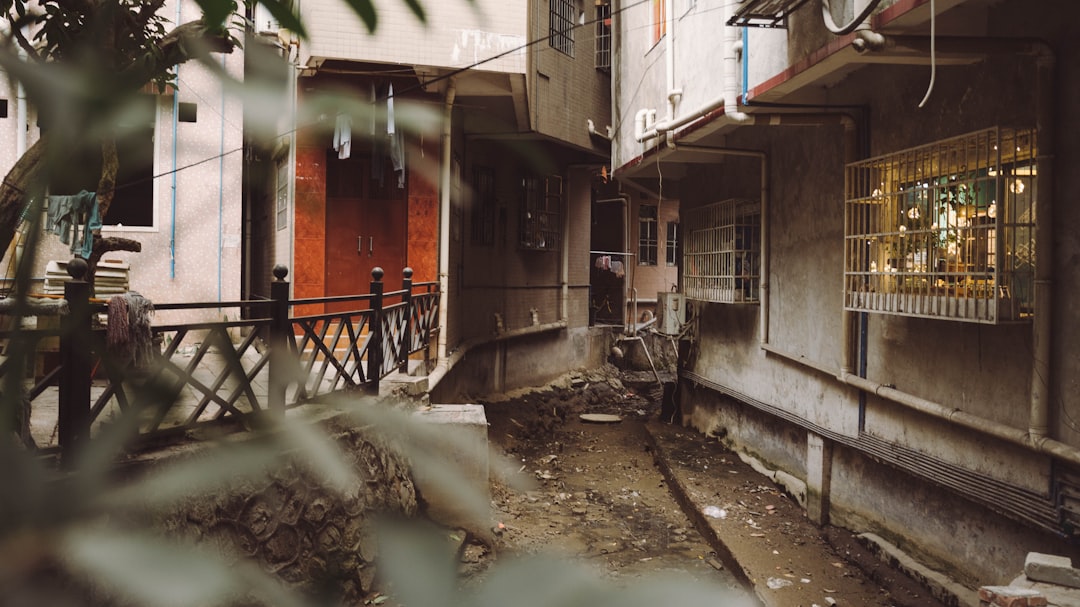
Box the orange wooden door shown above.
[324,153,407,314]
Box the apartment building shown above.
[255,0,613,393]
[612,0,1078,586]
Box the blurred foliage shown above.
[0,0,753,605]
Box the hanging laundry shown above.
[46,190,101,259]
[333,113,352,159]
[611,260,625,278]
[387,83,406,188]
[594,255,612,271]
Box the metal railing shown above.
[0,261,440,465]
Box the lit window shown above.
[665,221,679,266]
[844,127,1036,323]
[682,199,760,303]
[550,0,575,57]
[638,205,658,266]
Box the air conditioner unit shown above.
[656,292,685,335]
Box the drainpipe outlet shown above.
[853,29,886,53]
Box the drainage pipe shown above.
[1029,45,1054,443]
[436,81,456,367]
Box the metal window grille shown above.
[844,127,1036,323]
[471,166,496,245]
[682,199,760,303]
[275,159,289,231]
[550,0,575,57]
[665,221,679,266]
[520,175,561,251]
[639,205,658,266]
[595,3,611,71]
[727,0,812,28]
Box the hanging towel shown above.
[46,190,100,259]
[333,113,352,160]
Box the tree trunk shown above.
[0,136,48,258]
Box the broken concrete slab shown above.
[1026,552,1080,590]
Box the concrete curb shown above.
[855,533,979,607]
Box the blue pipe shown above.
[170,2,181,279]
[741,27,749,104]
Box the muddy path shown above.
[460,367,949,607]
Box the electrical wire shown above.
[916,0,936,108]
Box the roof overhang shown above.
[615,0,1005,188]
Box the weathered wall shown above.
[431,325,608,401]
[300,0,526,75]
[671,0,1080,585]
[0,0,244,323]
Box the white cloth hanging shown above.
[333,113,352,159]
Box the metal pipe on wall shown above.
[436,82,456,365]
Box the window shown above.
[595,3,611,71]
[520,175,561,251]
[471,166,496,245]
[550,0,575,57]
[45,95,157,228]
[844,127,1036,323]
[683,199,760,303]
[638,205,658,266]
[652,0,667,45]
[665,221,679,266]
[275,159,288,231]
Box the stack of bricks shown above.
[977,586,1047,607]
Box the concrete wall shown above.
[529,0,612,155]
[629,0,1080,587]
[300,0,526,75]
[0,0,244,324]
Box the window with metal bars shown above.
[682,199,760,303]
[595,3,611,71]
[520,175,561,251]
[665,221,679,266]
[550,0,575,57]
[843,127,1036,323]
[471,166,496,245]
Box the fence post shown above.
[370,267,384,393]
[400,267,413,373]
[58,258,91,467]
[269,265,290,416]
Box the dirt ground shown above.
[459,365,950,607]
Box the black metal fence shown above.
[0,260,440,464]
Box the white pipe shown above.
[436,82,456,366]
[634,0,746,143]
[664,0,681,123]
[720,0,749,125]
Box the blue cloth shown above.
[46,190,100,259]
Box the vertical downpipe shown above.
[758,154,770,345]
[218,54,226,302]
[170,0,181,279]
[437,83,456,363]
[1029,47,1055,443]
[840,119,858,378]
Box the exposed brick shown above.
[977,585,1047,607]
